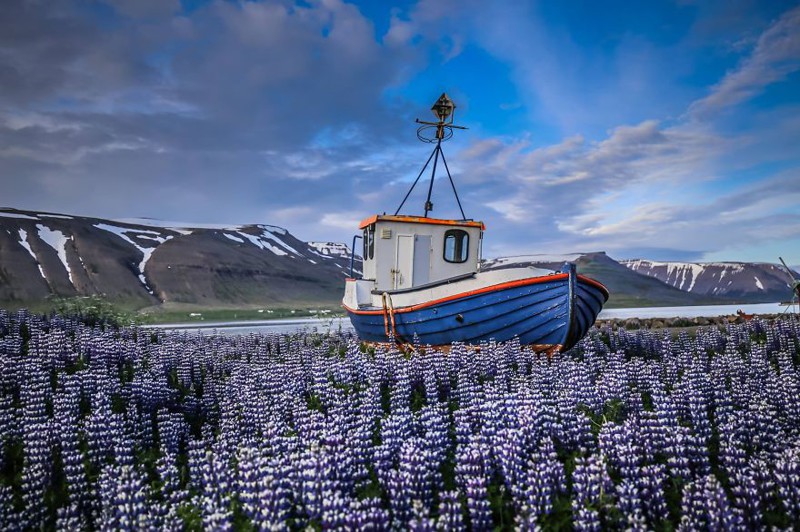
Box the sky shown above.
[1,0,799,266]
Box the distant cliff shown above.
[620,259,794,302]
[485,252,795,306]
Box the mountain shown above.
[0,208,358,309]
[1,207,793,311]
[620,259,795,303]
[483,252,731,308]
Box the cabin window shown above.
[443,229,469,263]
[363,225,375,260]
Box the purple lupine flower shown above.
[53,378,90,523]
[617,479,648,531]
[638,463,669,524]
[573,506,601,532]
[0,485,17,530]
[199,448,234,530]
[520,436,566,522]
[321,489,351,530]
[598,421,643,481]
[464,475,493,531]
[96,464,153,531]
[237,447,292,529]
[494,426,528,504]
[385,437,438,526]
[295,442,350,524]
[55,502,87,530]
[345,497,390,530]
[186,436,207,491]
[408,499,436,531]
[571,453,614,530]
[417,402,450,475]
[436,490,465,531]
[775,445,800,522]
[677,474,742,531]
[1,306,799,530]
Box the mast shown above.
[394,93,468,219]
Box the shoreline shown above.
[595,313,796,331]
[141,316,351,331]
[141,303,796,333]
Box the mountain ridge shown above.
[620,258,794,303]
[1,208,795,310]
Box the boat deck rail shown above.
[368,272,477,295]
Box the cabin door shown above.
[413,235,431,286]
[395,235,414,289]
[395,234,431,289]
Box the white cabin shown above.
[358,214,484,292]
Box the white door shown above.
[395,235,414,289]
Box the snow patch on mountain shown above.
[223,233,244,244]
[483,254,584,270]
[0,211,39,220]
[37,224,74,285]
[115,218,288,235]
[18,229,45,279]
[268,232,299,255]
[238,231,288,256]
[95,223,173,293]
[308,241,353,259]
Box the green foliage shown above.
[536,493,574,530]
[0,438,24,511]
[230,497,257,531]
[355,466,385,501]
[578,399,625,436]
[487,480,515,529]
[48,295,139,328]
[305,392,325,413]
[410,383,427,412]
[176,502,204,531]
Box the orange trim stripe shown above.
[344,273,570,315]
[358,214,485,230]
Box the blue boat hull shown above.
[345,266,608,352]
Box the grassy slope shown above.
[1,297,345,324]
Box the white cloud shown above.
[475,118,728,225]
[320,212,362,230]
[690,5,800,118]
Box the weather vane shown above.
[395,93,469,218]
[415,93,467,142]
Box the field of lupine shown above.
[1,310,800,530]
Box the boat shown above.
[342,94,609,352]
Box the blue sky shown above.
[1,0,799,266]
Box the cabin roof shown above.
[358,214,485,230]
